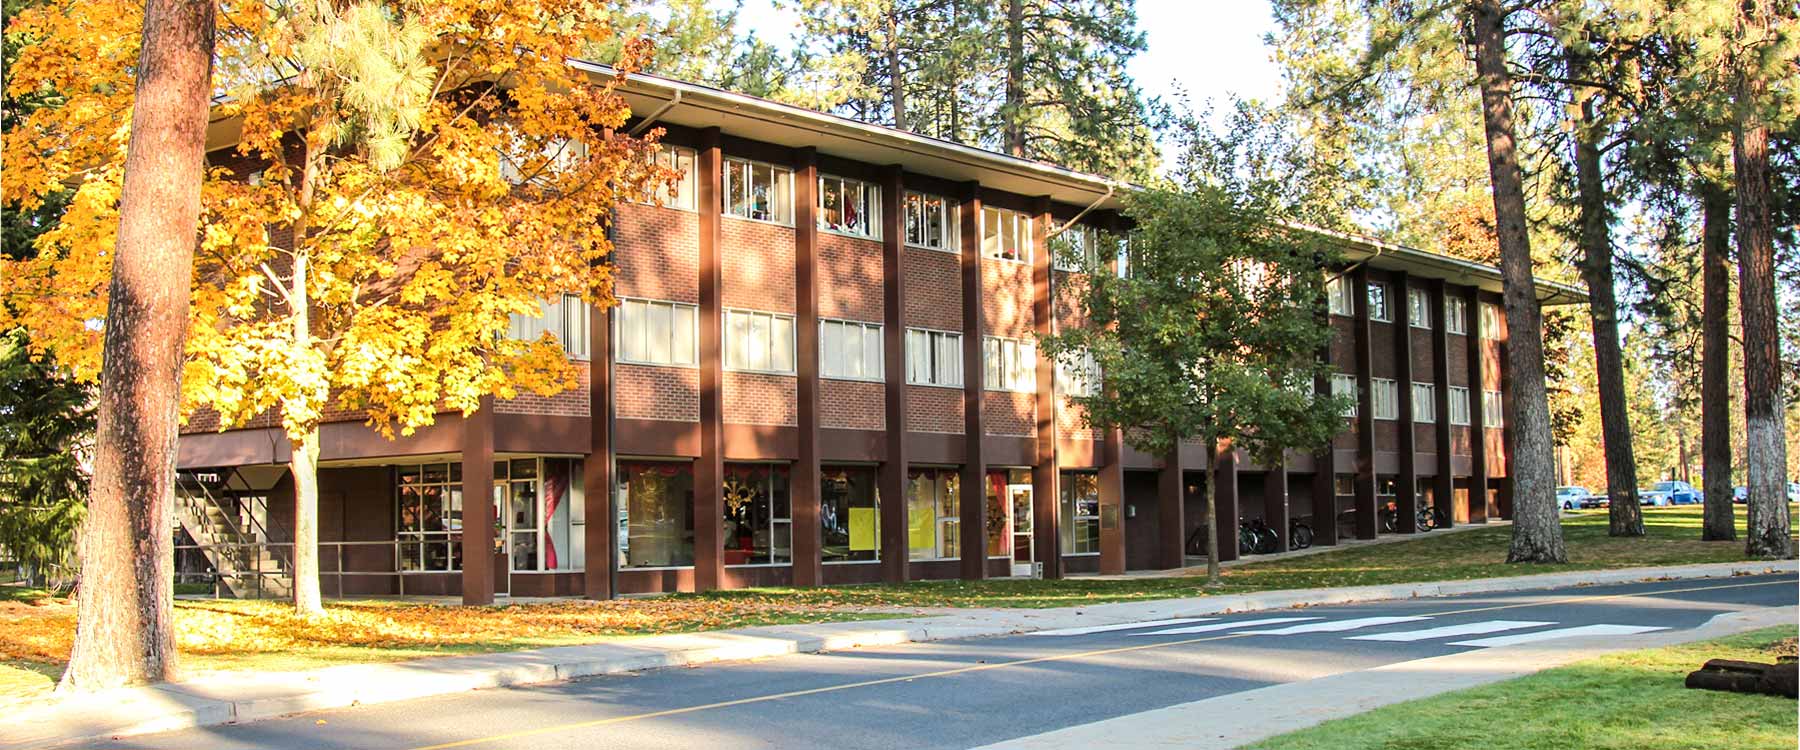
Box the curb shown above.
[8,559,1794,748]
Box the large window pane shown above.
[619,461,695,568]
[1059,472,1101,554]
[723,463,792,565]
[821,466,879,562]
[907,467,960,560]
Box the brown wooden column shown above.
[791,147,822,587]
[1212,439,1240,562]
[460,397,495,605]
[1465,286,1489,524]
[1430,279,1456,529]
[1099,428,1126,573]
[694,126,725,589]
[1312,296,1339,547]
[1496,312,1515,521]
[1265,456,1290,553]
[958,180,988,580]
[1157,446,1185,568]
[1393,270,1419,533]
[878,165,909,583]
[1351,266,1378,539]
[1029,196,1061,579]
[582,300,615,599]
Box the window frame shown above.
[722,155,794,225]
[1448,386,1472,426]
[907,467,961,561]
[1412,382,1436,423]
[721,462,792,567]
[1479,302,1502,339]
[508,294,591,360]
[614,297,700,367]
[903,191,959,253]
[722,308,798,375]
[1367,281,1392,323]
[905,327,965,388]
[820,465,881,564]
[981,206,1032,264]
[640,144,697,211]
[818,173,881,240]
[1331,373,1358,417]
[1407,287,1431,329]
[1056,348,1101,397]
[819,318,884,382]
[1482,389,1505,427]
[1059,471,1101,555]
[395,462,464,573]
[982,335,1037,393]
[1327,274,1353,316]
[1446,297,1469,335]
[1371,377,1400,420]
[1051,224,1101,272]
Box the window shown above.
[1367,282,1391,322]
[906,329,964,387]
[1479,303,1502,338]
[821,320,883,381]
[904,191,957,252]
[907,467,960,560]
[1448,386,1472,426]
[819,174,880,239]
[1372,378,1399,420]
[1052,225,1101,272]
[397,463,463,572]
[722,463,791,565]
[508,295,591,359]
[616,298,698,366]
[495,457,586,572]
[724,309,796,374]
[821,466,879,563]
[1446,297,1469,335]
[1060,472,1101,555]
[1412,382,1436,423]
[982,206,1031,262]
[1332,373,1358,417]
[618,461,695,568]
[500,136,585,185]
[642,144,696,210]
[1057,349,1101,397]
[1408,288,1431,329]
[1327,274,1353,316]
[983,336,1037,393]
[1483,390,1505,427]
[723,156,792,224]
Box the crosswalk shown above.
[1032,614,1669,648]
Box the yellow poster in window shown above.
[849,507,876,551]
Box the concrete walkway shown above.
[977,604,1797,749]
[4,559,1791,749]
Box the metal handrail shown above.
[174,540,418,598]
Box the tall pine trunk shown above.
[1002,0,1025,157]
[1699,182,1735,541]
[1567,48,1643,536]
[59,0,214,692]
[1732,0,1793,559]
[1469,0,1565,563]
[887,12,907,131]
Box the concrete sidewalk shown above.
[977,604,1798,749]
[4,559,1792,749]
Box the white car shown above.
[1556,486,1591,511]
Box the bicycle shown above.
[1288,518,1314,549]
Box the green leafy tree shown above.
[0,329,91,587]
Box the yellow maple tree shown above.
[2,0,676,615]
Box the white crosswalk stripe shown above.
[1347,620,1556,642]
[1447,624,1669,648]
[1235,616,1432,635]
[1130,617,1323,636]
[1026,618,1215,637]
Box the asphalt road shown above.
[87,574,1796,750]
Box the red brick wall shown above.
[982,259,1033,339]
[1369,321,1397,379]
[1057,397,1103,441]
[818,233,883,322]
[617,364,699,422]
[983,390,1034,437]
[495,362,590,417]
[821,379,884,430]
[907,385,963,433]
[724,371,797,425]
[615,203,699,304]
[904,248,961,332]
[722,218,796,313]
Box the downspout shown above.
[627,90,682,137]
[1048,182,1117,239]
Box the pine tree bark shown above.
[1699,181,1736,541]
[1468,0,1565,563]
[887,12,907,131]
[1566,47,1643,536]
[1732,0,1793,559]
[1002,0,1026,157]
[59,0,214,692]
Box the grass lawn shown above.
[1243,625,1800,750]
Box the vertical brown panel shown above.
[958,181,988,580]
[1211,439,1240,562]
[1098,428,1126,574]
[1352,266,1378,539]
[583,300,615,599]
[878,166,909,583]
[1312,288,1340,547]
[694,127,726,589]
[1466,286,1489,524]
[1431,279,1456,528]
[1496,309,1515,521]
[1029,196,1061,579]
[791,147,822,587]
[1157,446,1185,568]
[1265,457,1290,553]
[460,398,495,605]
[1393,270,1419,533]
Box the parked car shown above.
[1638,487,1673,506]
[1653,481,1703,505]
[1581,489,1610,509]
[1556,486,1591,511]
[1734,486,1748,504]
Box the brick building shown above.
[175,66,1584,602]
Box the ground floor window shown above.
[723,463,792,565]
[495,457,586,572]
[908,467,960,560]
[822,465,879,562]
[619,460,695,568]
[984,469,1031,558]
[1060,471,1100,554]
[397,463,463,572]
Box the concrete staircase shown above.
[174,477,291,599]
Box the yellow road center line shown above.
[410,577,1792,750]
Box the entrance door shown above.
[1008,484,1034,577]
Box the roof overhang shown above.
[1318,225,1588,307]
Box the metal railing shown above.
[174,540,435,599]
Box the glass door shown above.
[1008,484,1034,576]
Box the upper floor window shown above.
[1057,349,1101,396]
[905,191,957,252]
[1448,385,1472,425]
[1446,297,1469,335]
[982,206,1031,263]
[724,156,792,224]
[1331,373,1357,417]
[819,174,880,239]
[508,295,590,360]
[1412,382,1436,423]
[1407,287,1431,329]
[1367,281,1392,322]
[616,298,698,366]
[906,329,964,387]
[821,319,883,381]
[1327,275,1353,316]
[1052,225,1102,272]
[983,336,1037,393]
[1479,302,1502,339]
[500,137,586,186]
[723,309,796,374]
[643,145,696,211]
[1482,389,1505,427]
[1371,377,1399,420]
